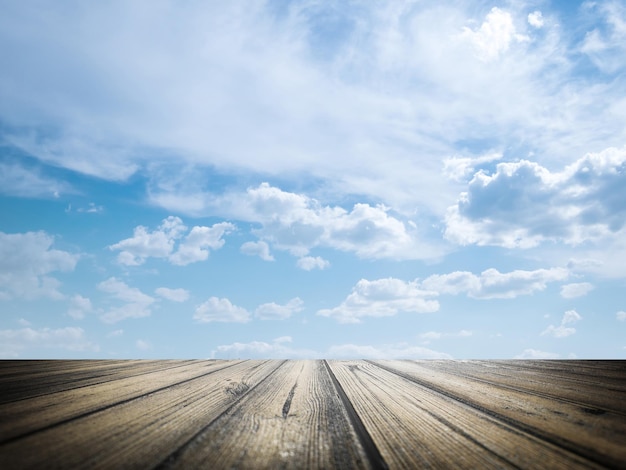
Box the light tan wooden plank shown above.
[163,360,373,469]
[0,360,281,469]
[0,360,242,442]
[372,360,626,468]
[330,360,603,469]
[0,360,194,404]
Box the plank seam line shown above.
[354,362,521,469]
[154,359,287,469]
[0,360,200,406]
[366,360,622,469]
[0,360,246,447]
[323,360,389,470]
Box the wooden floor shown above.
[0,360,624,469]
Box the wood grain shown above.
[0,360,624,469]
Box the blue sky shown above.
[1,0,625,359]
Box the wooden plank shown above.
[0,360,282,469]
[0,360,243,442]
[329,360,604,469]
[371,360,626,468]
[409,360,626,414]
[161,360,374,469]
[0,359,194,404]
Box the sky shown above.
[1,0,625,359]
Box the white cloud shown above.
[445,147,626,249]
[419,330,472,343]
[136,339,151,351]
[580,1,626,73]
[154,287,189,302]
[67,294,93,319]
[317,278,439,324]
[212,338,451,359]
[0,327,98,358]
[0,231,78,300]
[542,309,582,338]
[326,343,452,359]
[515,348,559,359]
[254,297,304,320]
[617,311,626,321]
[443,151,502,182]
[240,240,274,261]
[107,329,124,337]
[0,160,71,198]
[109,216,185,265]
[212,336,316,359]
[297,256,330,271]
[458,7,524,62]
[560,282,594,299]
[2,1,625,223]
[98,277,155,323]
[194,297,250,323]
[527,11,544,29]
[109,217,234,266]
[421,267,569,299]
[169,223,235,266]
[170,183,441,261]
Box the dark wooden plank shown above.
[0,360,243,442]
[0,360,281,469]
[330,360,603,469]
[161,360,373,469]
[372,360,626,468]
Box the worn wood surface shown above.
[0,360,624,469]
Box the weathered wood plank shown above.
[372,360,626,468]
[0,360,243,442]
[0,360,624,469]
[0,359,194,404]
[329,360,605,469]
[415,360,626,414]
[161,360,374,469]
[0,360,281,469]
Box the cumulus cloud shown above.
[317,278,439,324]
[421,267,569,299]
[0,231,78,300]
[109,216,234,266]
[459,7,526,62]
[194,297,250,323]
[297,256,330,271]
[67,294,93,319]
[254,297,304,320]
[542,310,582,338]
[560,282,594,299]
[445,147,626,248]
[617,311,626,321]
[0,327,98,358]
[514,348,559,359]
[154,287,189,302]
[98,277,156,323]
[240,240,274,261]
[527,11,544,29]
[152,183,445,261]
